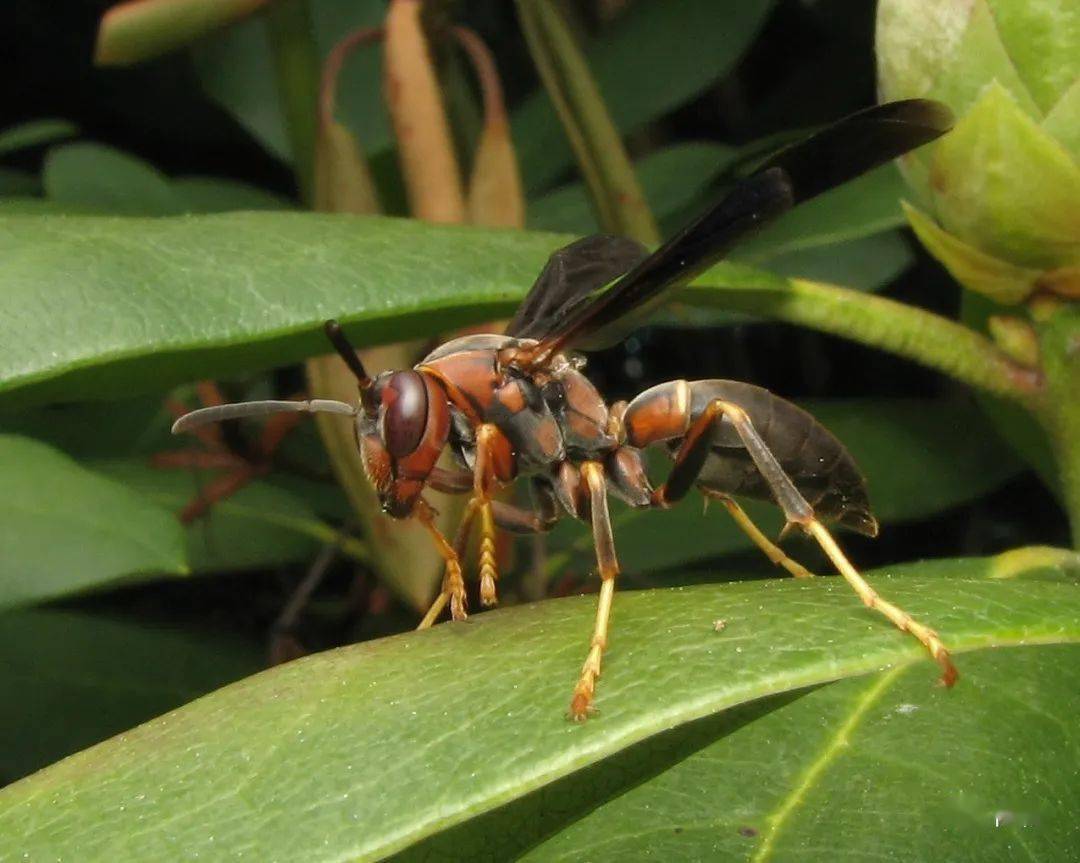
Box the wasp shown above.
[174,99,958,720]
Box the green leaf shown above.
[531,159,916,293]
[545,399,1022,576]
[440,645,1080,861]
[0,211,1023,409]
[0,394,176,459]
[0,435,187,612]
[0,119,78,155]
[43,143,289,216]
[527,141,737,235]
[736,165,910,261]
[513,0,774,192]
[93,459,364,574]
[904,200,1042,303]
[0,212,580,405]
[172,176,291,212]
[0,554,1076,859]
[746,230,913,293]
[0,609,261,784]
[43,143,184,215]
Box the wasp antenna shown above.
[324,320,371,386]
[171,399,358,435]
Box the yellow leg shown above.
[478,500,498,606]
[569,461,620,721]
[474,424,501,607]
[806,520,957,686]
[682,399,955,686]
[704,491,813,579]
[415,497,470,626]
[570,578,615,721]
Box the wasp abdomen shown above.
[624,379,877,536]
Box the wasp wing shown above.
[515,99,952,366]
[506,234,648,340]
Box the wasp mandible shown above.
[174,99,958,720]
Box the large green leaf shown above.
[1,554,1076,859]
[0,211,773,407]
[0,435,187,611]
[422,645,1080,861]
[544,399,1022,578]
[0,609,261,785]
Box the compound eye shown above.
[380,371,429,457]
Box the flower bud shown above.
[877,0,1079,303]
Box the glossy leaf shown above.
[0,609,261,784]
[544,399,1022,576]
[0,435,187,611]
[448,646,1080,861]
[0,212,577,405]
[0,211,1024,409]
[0,555,1076,859]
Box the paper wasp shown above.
[174,99,958,720]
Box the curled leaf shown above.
[902,200,1041,304]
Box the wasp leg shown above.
[416,489,560,628]
[569,461,620,722]
[807,520,957,685]
[415,498,469,626]
[661,398,956,686]
[473,424,505,607]
[701,490,813,579]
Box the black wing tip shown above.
[873,98,955,137]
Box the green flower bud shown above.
[877,0,1080,303]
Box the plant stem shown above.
[1035,305,1080,546]
[266,0,320,205]
[687,272,1046,408]
[516,0,659,244]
